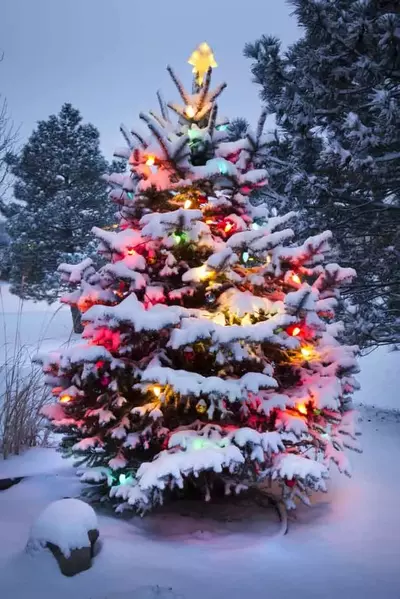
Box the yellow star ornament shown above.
[188,42,217,85]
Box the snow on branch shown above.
[140,365,277,402]
[272,454,328,491]
[169,312,298,349]
[83,293,182,332]
[140,208,202,238]
[92,227,143,255]
[58,258,94,284]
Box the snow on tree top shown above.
[193,157,238,179]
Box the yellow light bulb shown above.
[185,105,196,118]
[184,199,192,209]
[60,394,72,404]
[292,273,301,285]
[196,399,207,414]
[297,403,308,415]
[301,346,313,359]
[152,386,161,397]
[198,264,212,281]
[146,155,155,166]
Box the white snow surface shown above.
[0,406,399,598]
[0,447,72,479]
[0,282,76,369]
[357,348,399,410]
[27,498,98,558]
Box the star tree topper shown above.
[188,42,217,85]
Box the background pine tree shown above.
[244,0,400,348]
[1,103,117,311]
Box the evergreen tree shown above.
[40,45,360,516]
[227,117,249,141]
[244,0,400,348]
[0,220,10,279]
[2,103,114,307]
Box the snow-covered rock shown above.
[27,498,98,557]
[27,498,99,576]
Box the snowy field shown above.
[0,282,76,368]
[1,282,400,598]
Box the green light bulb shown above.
[218,160,228,175]
[173,231,188,244]
[193,439,205,450]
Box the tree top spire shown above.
[188,42,217,85]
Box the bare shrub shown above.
[0,347,52,459]
[0,287,55,459]
[0,51,18,205]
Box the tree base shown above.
[248,487,288,535]
[127,486,289,538]
[70,305,83,334]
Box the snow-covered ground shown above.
[1,282,400,598]
[0,407,399,599]
[0,282,75,367]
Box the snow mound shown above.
[358,347,400,410]
[0,447,73,479]
[27,498,98,558]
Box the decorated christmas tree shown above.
[41,44,360,515]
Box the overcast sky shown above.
[1,0,299,160]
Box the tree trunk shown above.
[70,305,84,334]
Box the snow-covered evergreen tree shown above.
[40,45,360,515]
[245,0,400,348]
[2,103,115,304]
